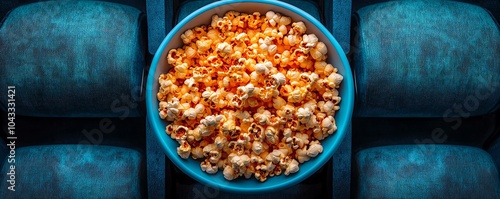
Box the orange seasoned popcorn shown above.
[157,10,343,182]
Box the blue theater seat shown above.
[0,1,147,198]
[351,0,500,198]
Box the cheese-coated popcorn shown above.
[157,10,344,182]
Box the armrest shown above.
[146,119,166,198]
[324,0,352,54]
[332,123,352,199]
[146,0,174,54]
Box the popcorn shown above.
[284,159,299,176]
[306,140,323,157]
[264,126,278,144]
[173,125,188,142]
[191,146,204,159]
[253,106,271,125]
[201,159,218,174]
[252,140,264,155]
[321,116,337,135]
[296,147,310,163]
[177,140,191,159]
[180,29,195,44]
[157,10,343,182]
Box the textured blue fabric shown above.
[146,0,173,54]
[352,0,500,117]
[325,0,352,53]
[146,118,167,198]
[354,145,500,198]
[488,133,500,172]
[332,123,351,199]
[176,0,321,23]
[0,1,145,118]
[0,144,144,198]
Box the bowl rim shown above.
[146,0,354,193]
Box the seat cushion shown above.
[0,144,144,198]
[352,0,500,117]
[176,0,321,23]
[354,145,500,198]
[0,1,145,117]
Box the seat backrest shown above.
[351,0,500,149]
[352,0,500,118]
[0,1,146,118]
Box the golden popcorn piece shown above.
[157,10,344,182]
[177,140,192,159]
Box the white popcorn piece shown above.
[214,134,228,149]
[177,140,191,159]
[191,146,204,159]
[306,140,323,157]
[292,132,310,150]
[231,154,251,169]
[255,61,273,75]
[266,149,284,165]
[216,42,232,57]
[237,132,251,146]
[202,143,218,156]
[291,21,306,35]
[201,159,218,174]
[172,125,188,142]
[253,106,271,125]
[301,34,319,49]
[252,140,264,155]
[237,83,255,100]
[180,29,195,44]
[223,165,238,180]
[208,150,222,164]
[276,106,293,123]
[196,37,213,53]
[327,72,344,88]
[295,147,310,163]
[284,159,299,176]
[296,107,313,124]
[270,72,286,88]
[278,15,291,26]
[264,126,278,144]
[254,164,269,182]
[321,115,337,135]
[322,100,337,116]
[183,108,197,120]
[248,123,264,141]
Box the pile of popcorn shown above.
[157,10,343,182]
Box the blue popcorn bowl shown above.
[146,0,354,193]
